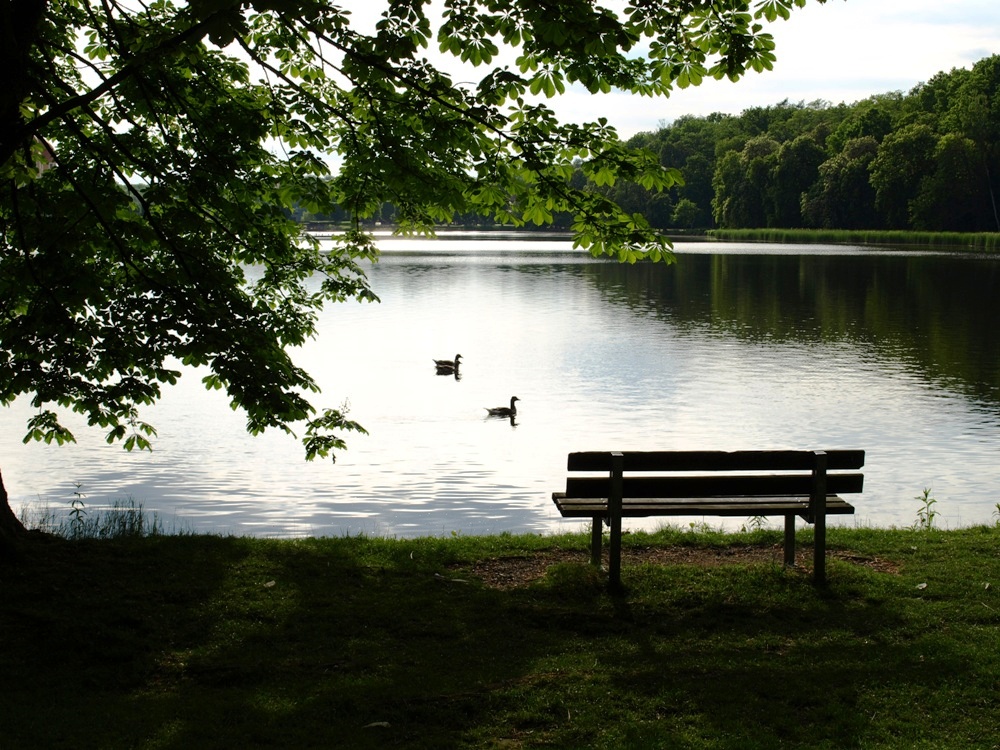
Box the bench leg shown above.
[590,516,603,566]
[814,511,827,585]
[811,451,828,585]
[608,516,621,590]
[783,515,796,567]
[608,453,624,591]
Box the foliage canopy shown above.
[0,0,823,469]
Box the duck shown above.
[433,354,462,370]
[485,396,520,418]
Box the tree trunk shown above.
[0,0,48,165]
[0,469,29,561]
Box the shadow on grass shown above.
[588,568,958,748]
[0,535,986,749]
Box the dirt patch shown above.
[454,545,900,590]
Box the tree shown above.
[869,123,938,229]
[671,197,702,230]
[945,55,1000,230]
[711,150,746,227]
[0,0,829,545]
[675,152,717,228]
[648,116,728,228]
[801,136,880,230]
[914,67,972,121]
[825,96,897,154]
[909,133,984,231]
[711,135,779,227]
[768,133,826,227]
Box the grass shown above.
[2,523,999,749]
[705,228,1000,252]
[18,497,164,539]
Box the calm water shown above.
[4,236,1000,536]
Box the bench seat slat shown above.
[564,473,864,498]
[553,493,855,518]
[567,449,865,472]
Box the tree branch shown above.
[1,2,236,165]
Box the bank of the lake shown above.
[307,224,1000,252]
[706,227,1000,251]
[3,525,999,749]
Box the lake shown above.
[3,234,999,537]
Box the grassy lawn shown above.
[2,524,999,749]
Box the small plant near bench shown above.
[68,483,88,539]
[740,515,768,533]
[913,488,938,530]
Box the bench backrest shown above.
[563,450,864,498]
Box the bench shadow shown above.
[503,559,965,748]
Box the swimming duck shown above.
[433,354,462,370]
[486,396,519,418]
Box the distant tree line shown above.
[300,55,1000,234]
[626,54,1000,232]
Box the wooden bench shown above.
[552,449,864,588]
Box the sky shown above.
[550,0,1000,137]
[346,1,1000,139]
